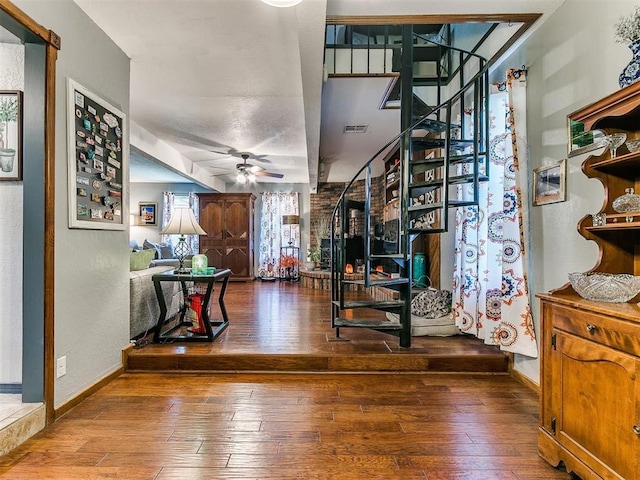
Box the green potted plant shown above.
[306,247,321,270]
[0,96,18,173]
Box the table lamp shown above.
[160,207,207,273]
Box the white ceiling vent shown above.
[343,125,368,134]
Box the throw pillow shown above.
[158,242,174,259]
[130,249,156,271]
[143,239,161,259]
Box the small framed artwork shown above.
[0,90,23,181]
[139,202,157,226]
[533,159,567,206]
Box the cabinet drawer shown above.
[550,303,640,356]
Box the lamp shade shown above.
[261,0,302,6]
[160,207,207,235]
[282,214,300,225]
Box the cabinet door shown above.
[200,198,226,269]
[555,331,640,479]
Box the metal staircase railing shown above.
[329,26,490,347]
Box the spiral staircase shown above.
[328,25,490,347]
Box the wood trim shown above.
[568,81,640,131]
[326,13,543,26]
[53,364,125,420]
[1,0,60,424]
[510,364,540,395]
[122,343,134,370]
[44,43,57,424]
[0,0,60,48]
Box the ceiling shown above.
[70,0,567,189]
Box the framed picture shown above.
[0,90,23,181]
[67,78,127,230]
[139,203,157,226]
[567,118,605,158]
[533,159,567,206]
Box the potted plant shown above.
[306,247,321,269]
[0,96,18,173]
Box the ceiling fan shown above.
[213,154,284,184]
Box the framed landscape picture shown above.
[533,159,567,206]
[139,202,157,226]
[67,78,127,230]
[0,90,23,181]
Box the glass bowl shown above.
[626,139,640,153]
[613,188,640,214]
[601,133,627,158]
[568,272,640,302]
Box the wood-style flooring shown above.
[127,281,509,373]
[1,281,572,479]
[0,372,572,479]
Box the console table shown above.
[152,268,230,342]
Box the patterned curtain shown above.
[258,192,299,278]
[452,69,538,358]
[161,191,201,254]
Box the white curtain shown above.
[161,191,201,254]
[452,69,538,358]
[258,192,299,278]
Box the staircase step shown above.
[412,138,474,151]
[334,318,402,330]
[449,173,489,185]
[408,203,443,219]
[343,277,410,287]
[409,227,447,234]
[369,254,405,259]
[332,300,405,310]
[410,153,487,174]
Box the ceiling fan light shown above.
[260,0,302,7]
[237,172,247,184]
[247,173,257,183]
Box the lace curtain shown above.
[258,192,299,278]
[452,69,538,358]
[161,192,201,254]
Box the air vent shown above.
[343,125,368,134]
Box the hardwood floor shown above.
[127,281,509,373]
[1,281,572,479]
[0,372,572,479]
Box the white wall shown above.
[14,0,131,407]
[492,0,636,383]
[0,42,24,386]
[129,182,213,245]
[225,182,312,276]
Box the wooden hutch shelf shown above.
[538,81,640,480]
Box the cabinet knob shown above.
[634,425,640,436]
[586,324,597,333]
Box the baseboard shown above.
[0,384,22,394]
[510,366,540,394]
[53,345,131,419]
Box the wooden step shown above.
[343,277,410,287]
[332,300,405,310]
[334,318,402,330]
[412,138,474,151]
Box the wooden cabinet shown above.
[538,296,640,480]
[198,193,255,281]
[538,82,640,480]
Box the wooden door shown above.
[199,197,226,269]
[554,331,639,479]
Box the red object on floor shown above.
[186,293,206,334]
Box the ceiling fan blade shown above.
[255,171,284,179]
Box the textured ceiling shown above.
[72,0,565,188]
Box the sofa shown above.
[129,247,183,339]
